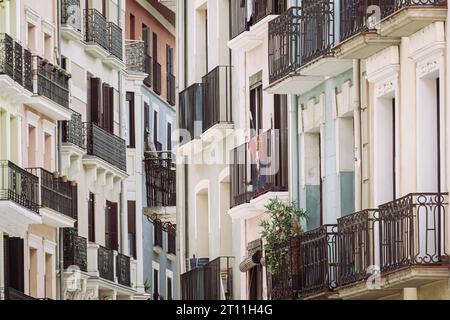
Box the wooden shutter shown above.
[72,183,78,223]
[143,26,150,55]
[90,78,102,125]
[106,201,119,251]
[167,122,172,152]
[108,87,114,133]
[126,92,135,148]
[152,33,158,61]
[88,193,95,242]
[7,237,25,292]
[3,235,10,293]
[127,201,136,258]
[144,103,150,149]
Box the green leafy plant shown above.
[144,279,152,293]
[260,198,309,276]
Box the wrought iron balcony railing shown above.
[98,245,114,281]
[35,56,70,108]
[108,22,123,60]
[202,66,232,133]
[63,231,88,272]
[167,72,176,106]
[268,1,335,84]
[267,241,294,300]
[26,168,76,219]
[381,0,447,20]
[61,0,82,32]
[125,40,145,73]
[293,225,338,297]
[337,209,379,286]
[153,61,162,95]
[230,129,288,207]
[0,160,39,213]
[0,33,33,92]
[181,257,234,300]
[85,122,127,172]
[179,83,203,143]
[378,193,449,272]
[230,0,287,39]
[144,152,176,208]
[116,253,131,287]
[85,9,109,51]
[61,112,86,150]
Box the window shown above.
[250,80,263,137]
[153,32,158,61]
[142,25,150,55]
[27,23,36,52]
[88,193,95,242]
[167,122,172,152]
[153,110,159,149]
[130,14,136,40]
[153,269,159,299]
[166,45,174,75]
[44,33,52,60]
[144,103,150,150]
[127,201,136,259]
[105,201,118,251]
[126,92,136,148]
[167,277,173,300]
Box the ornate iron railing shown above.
[61,0,82,31]
[337,209,379,286]
[108,22,123,60]
[268,241,293,300]
[167,72,176,106]
[61,112,86,149]
[181,257,234,300]
[230,0,287,39]
[85,122,127,172]
[230,129,289,207]
[0,33,33,92]
[27,168,75,218]
[379,193,449,273]
[340,0,380,42]
[0,160,39,213]
[125,40,145,73]
[381,0,447,20]
[85,9,109,51]
[144,152,176,207]
[116,253,131,287]
[294,225,338,297]
[202,66,232,133]
[63,232,88,272]
[35,56,70,108]
[179,83,203,143]
[268,1,335,84]
[153,61,162,95]
[98,246,114,281]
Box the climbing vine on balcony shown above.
[260,198,309,276]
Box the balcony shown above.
[181,257,234,300]
[167,72,176,106]
[144,152,176,208]
[230,129,288,208]
[84,9,109,58]
[0,161,41,237]
[230,0,287,51]
[331,193,450,299]
[292,225,338,299]
[267,3,350,95]
[153,61,162,95]
[201,66,233,140]
[61,0,83,41]
[108,22,123,60]
[26,168,76,228]
[62,112,86,150]
[125,40,145,74]
[87,244,134,290]
[378,0,447,37]
[26,56,72,121]
[0,33,33,101]
[63,232,88,272]
[84,122,127,173]
[179,83,203,145]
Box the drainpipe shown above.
[118,0,128,256]
[353,60,362,211]
[56,0,65,301]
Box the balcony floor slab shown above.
[41,207,76,228]
[335,33,401,60]
[0,201,42,238]
[0,76,32,104]
[85,43,110,60]
[103,56,126,70]
[301,56,353,78]
[379,8,447,38]
[61,26,83,42]
[26,95,72,121]
[266,74,324,95]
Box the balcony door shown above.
[105,201,118,251]
[3,236,25,295]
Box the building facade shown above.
[177,0,450,301]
